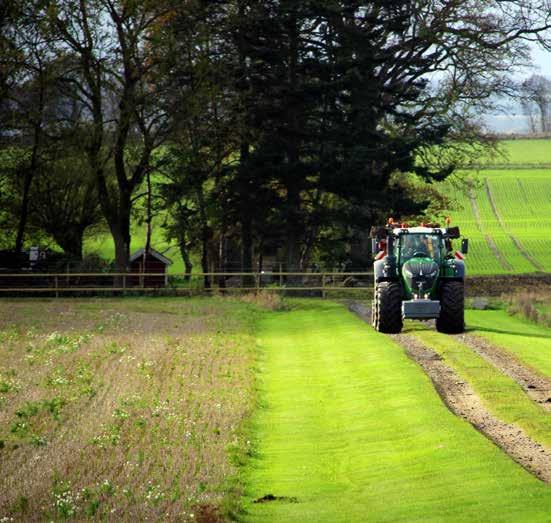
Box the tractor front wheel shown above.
[436,281,465,334]
[373,282,403,334]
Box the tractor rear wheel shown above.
[373,282,403,333]
[436,281,465,334]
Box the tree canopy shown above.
[1,0,550,272]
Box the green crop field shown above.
[492,139,551,166]
[438,138,551,275]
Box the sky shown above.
[485,44,551,133]
[531,45,551,77]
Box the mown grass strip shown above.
[242,301,551,522]
[466,309,551,377]
[411,323,551,448]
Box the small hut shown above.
[129,248,172,287]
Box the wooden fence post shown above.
[54,275,59,298]
[322,273,326,299]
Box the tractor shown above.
[370,220,469,334]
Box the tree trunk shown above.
[218,235,226,290]
[285,178,302,273]
[15,112,42,252]
[240,137,253,273]
[236,5,255,288]
[110,197,131,278]
[179,244,193,282]
[54,226,84,261]
[241,213,254,288]
[112,227,130,273]
[15,167,34,252]
[284,9,303,278]
[196,185,210,289]
[143,170,153,280]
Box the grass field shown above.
[84,220,186,274]
[490,139,551,166]
[0,298,257,520]
[465,308,551,377]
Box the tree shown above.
[45,0,174,272]
[231,0,551,270]
[519,74,551,133]
[1,3,69,253]
[0,0,23,110]
[3,0,551,275]
[158,0,240,286]
[28,142,101,259]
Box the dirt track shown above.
[393,334,551,483]
[348,303,551,483]
[453,333,551,412]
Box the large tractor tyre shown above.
[436,281,465,334]
[373,282,403,334]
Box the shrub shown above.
[240,290,290,311]
[506,291,551,327]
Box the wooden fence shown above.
[0,272,374,298]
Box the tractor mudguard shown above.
[454,259,465,279]
[442,259,465,280]
[373,259,399,283]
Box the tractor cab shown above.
[397,230,445,300]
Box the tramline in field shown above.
[370,219,469,334]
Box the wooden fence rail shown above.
[0,271,374,298]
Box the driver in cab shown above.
[402,235,432,259]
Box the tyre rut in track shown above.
[452,333,551,412]
[484,178,543,271]
[392,334,551,483]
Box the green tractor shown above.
[370,221,469,334]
